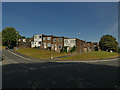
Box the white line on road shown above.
[4,57,37,70]
[55,58,118,63]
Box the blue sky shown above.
[2,2,118,42]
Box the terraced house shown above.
[30,34,100,53]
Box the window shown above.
[31,42,34,45]
[43,37,46,40]
[39,36,41,38]
[44,43,46,46]
[19,39,21,41]
[48,43,51,47]
[47,37,51,40]
[58,38,62,42]
[71,40,75,43]
[23,39,26,42]
[58,44,62,49]
[65,40,68,43]
[35,36,37,39]
[53,38,56,42]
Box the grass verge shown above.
[16,48,69,59]
[60,51,118,60]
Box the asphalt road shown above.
[2,49,119,88]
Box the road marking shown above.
[4,58,36,70]
[55,58,118,63]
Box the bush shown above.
[60,46,67,53]
[46,47,51,51]
[70,46,76,53]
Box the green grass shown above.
[60,51,118,60]
[0,45,6,50]
[16,48,69,59]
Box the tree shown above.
[2,27,20,47]
[99,35,118,52]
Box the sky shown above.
[2,2,118,42]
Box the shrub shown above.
[60,46,67,53]
[70,46,76,53]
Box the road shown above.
[2,49,119,88]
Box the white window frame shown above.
[47,43,51,47]
[47,37,51,40]
[23,39,26,42]
[35,36,37,39]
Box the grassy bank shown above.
[60,51,118,60]
[16,48,69,59]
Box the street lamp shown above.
[78,33,82,53]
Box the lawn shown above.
[16,48,69,59]
[60,51,118,60]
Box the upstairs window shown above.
[58,38,62,42]
[64,40,68,43]
[47,37,51,40]
[53,38,56,42]
[71,40,75,43]
[39,36,41,38]
[35,36,37,39]
[43,37,46,40]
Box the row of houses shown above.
[18,34,101,53]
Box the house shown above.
[18,39,31,48]
[31,34,66,52]
[93,42,101,51]
[64,38,84,53]
[83,41,94,52]
[30,34,100,53]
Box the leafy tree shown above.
[99,35,118,52]
[2,27,20,47]
[118,47,120,53]
[21,36,26,39]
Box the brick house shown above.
[31,34,99,53]
[18,39,31,48]
[31,34,66,52]
[93,42,101,51]
[64,38,84,53]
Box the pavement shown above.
[1,49,120,88]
